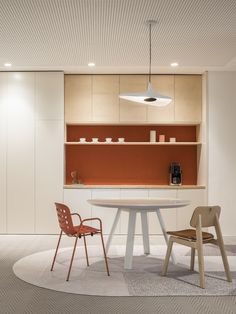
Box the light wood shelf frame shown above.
[65,141,201,146]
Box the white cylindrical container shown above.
[150,130,156,142]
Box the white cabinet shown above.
[0,73,8,232]
[35,120,64,233]
[62,187,206,239]
[35,72,64,120]
[148,189,177,234]
[0,71,64,234]
[119,189,149,234]
[7,73,35,233]
[63,188,92,227]
[176,189,206,230]
[208,71,236,236]
[91,189,121,234]
[34,72,64,234]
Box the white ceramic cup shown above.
[105,138,112,143]
[169,137,176,142]
[92,138,99,142]
[79,138,86,142]
[118,138,125,143]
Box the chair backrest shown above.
[190,206,221,228]
[55,202,75,235]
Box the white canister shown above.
[150,130,156,142]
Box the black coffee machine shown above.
[169,162,182,185]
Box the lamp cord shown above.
[149,22,152,84]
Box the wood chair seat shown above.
[167,229,214,241]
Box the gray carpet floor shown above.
[1,235,236,314]
[13,249,236,296]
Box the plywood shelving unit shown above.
[64,74,205,187]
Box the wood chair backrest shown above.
[55,202,75,235]
[190,206,221,228]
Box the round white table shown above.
[87,198,190,269]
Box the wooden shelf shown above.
[66,121,201,126]
[65,141,201,146]
[64,184,206,190]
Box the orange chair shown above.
[51,202,110,281]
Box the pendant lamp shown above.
[119,20,172,106]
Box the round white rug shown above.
[13,245,236,296]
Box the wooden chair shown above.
[51,202,110,281]
[162,206,232,288]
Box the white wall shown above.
[208,71,236,236]
[0,73,7,232]
[0,72,64,234]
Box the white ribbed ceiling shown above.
[0,0,236,73]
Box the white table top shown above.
[87,198,190,210]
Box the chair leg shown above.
[190,247,195,271]
[100,232,110,276]
[50,231,62,271]
[66,235,79,282]
[195,214,205,289]
[214,215,232,282]
[83,236,89,266]
[162,238,173,276]
[197,244,205,289]
[217,240,232,282]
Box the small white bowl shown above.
[79,138,86,142]
[118,138,125,143]
[105,138,112,143]
[92,138,99,143]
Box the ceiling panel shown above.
[0,0,235,73]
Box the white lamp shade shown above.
[119,82,172,107]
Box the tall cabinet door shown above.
[119,75,148,122]
[175,75,202,122]
[0,73,8,232]
[147,75,175,122]
[65,75,92,123]
[92,75,119,122]
[35,72,64,234]
[7,73,35,233]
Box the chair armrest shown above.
[71,212,82,223]
[81,217,102,231]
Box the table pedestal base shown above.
[106,208,176,269]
